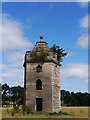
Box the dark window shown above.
[36,98,42,111]
[36,79,42,90]
[36,65,42,72]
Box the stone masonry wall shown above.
[51,63,61,112]
[25,63,55,112]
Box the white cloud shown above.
[80,15,88,28]
[5,51,25,67]
[0,64,2,71]
[0,14,33,51]
[0,63,8,72]
[66,52,74,57]
[76,34,88,48]
[1,51,24,86]
[0,14,33,86]
[61,63,88,80]
[1,64,24,86]
[76,15,88,49]
[78,2,88,8]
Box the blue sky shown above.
[0,2,88,92]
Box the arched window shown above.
[36,65,42,72]
[36,79,42,90]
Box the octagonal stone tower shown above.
[23,36,61,112]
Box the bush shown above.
[31,47,49,63]
[13,106,19,113]
[11,111,14,116]
[11,106,19,116]
[58,111,69,115]
[22,105,34,115]
[48,111,69,116]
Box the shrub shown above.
[58,111,69,115]
[11,111,14,116]
[11,106,19,116]
[48,111,69,116]
[31,47,49,63]
[22,105,34,115]
[13,106,19,113]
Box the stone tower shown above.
[23,36,61,112]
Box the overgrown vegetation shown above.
[22,105,34,115]
[30,44,67,63]
[31,47,49,63]
[48,111,69,116]
[10,106,69,117]
[2,107,88,118]
[50,44,67,62]
[11,106,20,116]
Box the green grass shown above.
[48,111,69,116]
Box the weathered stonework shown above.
[24,37,61,112]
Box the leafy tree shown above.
[51,44,68,62]
[10,86,24,106]
[2,84,10,105]
[1,84,90,107]
[2,84,24,106]
[61,90,90,106]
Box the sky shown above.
[0,2,89,92]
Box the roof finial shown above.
[40,36,43,42]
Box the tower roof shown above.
[24,36,61,66]
[33,36,50,52]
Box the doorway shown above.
[36,98,42,111]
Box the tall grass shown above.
[62,106,88,118]
[2,106,88,118]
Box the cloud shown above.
[5,51,25,67]
[66,52,74,57]
[0,63,24,86]
[0,63,8,71]
[0,14,33,51]
[78,2,88,8]
[76,34,88,48]
[80,15,88,28]
[76,15,88,49]
[0,14,34,86]
[61,63,88,80]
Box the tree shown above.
[51,44,68,62]
[1,84,90,107]
[10,86,24,106]
[2,84,24,107]
[61,90,90,106]
[2,84,10,106]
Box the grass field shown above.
[62,107,88,118]
[2,106,89,118]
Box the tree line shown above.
[1,84,24,107]
[61,90,90,106]
[0,84,90,107]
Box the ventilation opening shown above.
[36,98,42,111]
[36,65,42,72]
